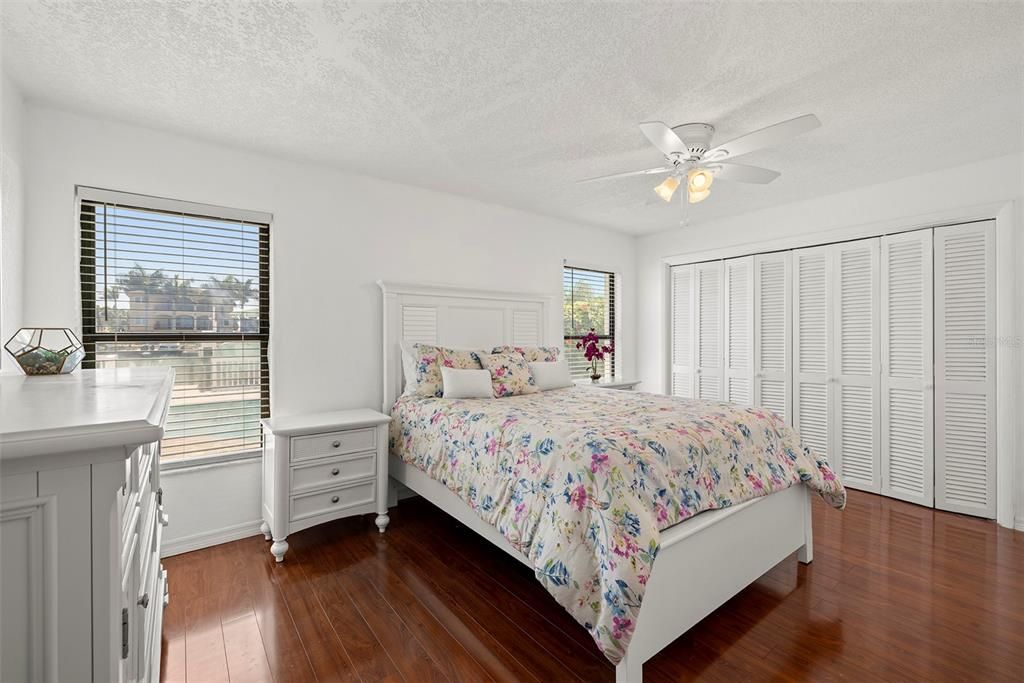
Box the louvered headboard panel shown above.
[378,281,557,413]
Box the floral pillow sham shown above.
[479,352,540,398]
[402,343,484,397]
[491,345,561,363]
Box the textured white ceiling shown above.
[2,1,1022,235]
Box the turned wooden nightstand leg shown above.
[270,538,289,562]
[375,513,390,533]
[260,521,271,541]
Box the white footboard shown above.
[616,484,812,682]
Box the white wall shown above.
[0,74,25,372]
[635,153,1024,529]
[20,103,637,552]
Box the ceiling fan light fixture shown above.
[688,168,714,192]
[654,175,680,202]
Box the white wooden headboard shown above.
[378,281,558,413]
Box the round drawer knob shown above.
[331,496,340,504]
[332,440,341,448]
[138,593,150,609]
[331,468,340,476]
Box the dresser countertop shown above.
[0,367,175,460]
[261,408,390,437]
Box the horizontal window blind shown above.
[563,266,616,379]
[79,193,270,463]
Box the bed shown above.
[379,280,845,682]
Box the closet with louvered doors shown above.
[667,220,998,518]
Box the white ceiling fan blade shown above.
[577,166,673,183]
[713,162,781,184]
[639,121,689,157]
[705,114,820,161]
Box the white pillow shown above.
[528,359,572,391]
[441,367,494,399]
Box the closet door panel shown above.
[934,222,996,518]
[669,265,695,398]
[724,257,754,405]
[753,253,791,420]
[695,262,724,401]
[832,239,880,493]
[880,231,933,506]
[792,246,831,461]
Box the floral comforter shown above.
[390,386,845,663]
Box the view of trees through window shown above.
[563,266,615,378]
[80,198,269,462]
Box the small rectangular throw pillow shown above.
[528,359,573,391]
[440,367,493,399]
[479,352,540,398]
[491,345,561,363]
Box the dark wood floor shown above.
[161,490,1024,682]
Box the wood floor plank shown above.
[160,636,186,683]
[221,612,274,683]
[162,490,1024,683]
[183,593,230,683]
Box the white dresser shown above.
[260,409,390,562]
[0,368,173,683]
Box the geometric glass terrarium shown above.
[4,327,86,375]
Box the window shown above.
[563,265,616,378]
[79,188,270,464]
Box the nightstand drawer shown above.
[290,479,375,522]
[291,428,376,462]
[290,451,377,493]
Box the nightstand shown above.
[575,377,642,391]
[260,409,391,562]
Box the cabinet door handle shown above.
[331,496,340,504]
[331,468,340,476]
[138,593,150,609]
[332,440,341,448]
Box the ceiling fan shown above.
[579,114,821,205]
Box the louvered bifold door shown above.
[670,265,696,398]
[934,221,996,518]
[831,238,881,493]
[723,256,754,405]
[792,246,832,464]
[880,231,934,506]
[695,261,724,400]
[753,252,792,421]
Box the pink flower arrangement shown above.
[575,328,613,379]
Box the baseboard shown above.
[161,519,263,557]
[1015,516,1024,533]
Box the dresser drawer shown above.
[290,479,375,522]
[290,451,377,493]
[291,428,376,462]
